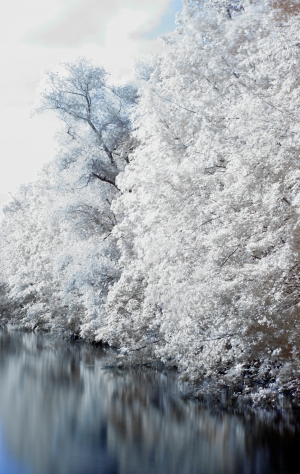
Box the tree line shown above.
[1,0,300,402]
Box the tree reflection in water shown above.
[0,330,299,474]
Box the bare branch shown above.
[92,173,120,191]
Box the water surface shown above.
[0,330,300,474]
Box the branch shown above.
[83,118,116,167]
[195,333,236,354]
[102,142,117,167]
[92,173,120,191]
[289,262,300,273]
[282,197,291,205]
[154,91,196,114]
[127,340,163,352]
[219,245,240,267]
[191,216,221,235]
[200,333,235,343]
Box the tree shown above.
[102,0,300,397]
[36,57,137,188]
[0,58,136,338]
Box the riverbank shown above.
[2,324,300,413]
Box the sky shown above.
[0,0,182,207]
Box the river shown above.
[0,329,299,474]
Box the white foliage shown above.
[0,58,135,338]
[2,1,300,397]
[103,0,300,391]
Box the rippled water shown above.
[0,330,300,474]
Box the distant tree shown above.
[36,57,137,188]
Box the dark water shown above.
[0,331,300,474]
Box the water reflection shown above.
[0,330,299,474]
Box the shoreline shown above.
[1,324,300,413]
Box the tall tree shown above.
[0,58,136,337]
[103,0,300,396]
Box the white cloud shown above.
[0,0,72,44]
[29,0,170,47]
[0,106,58,193]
